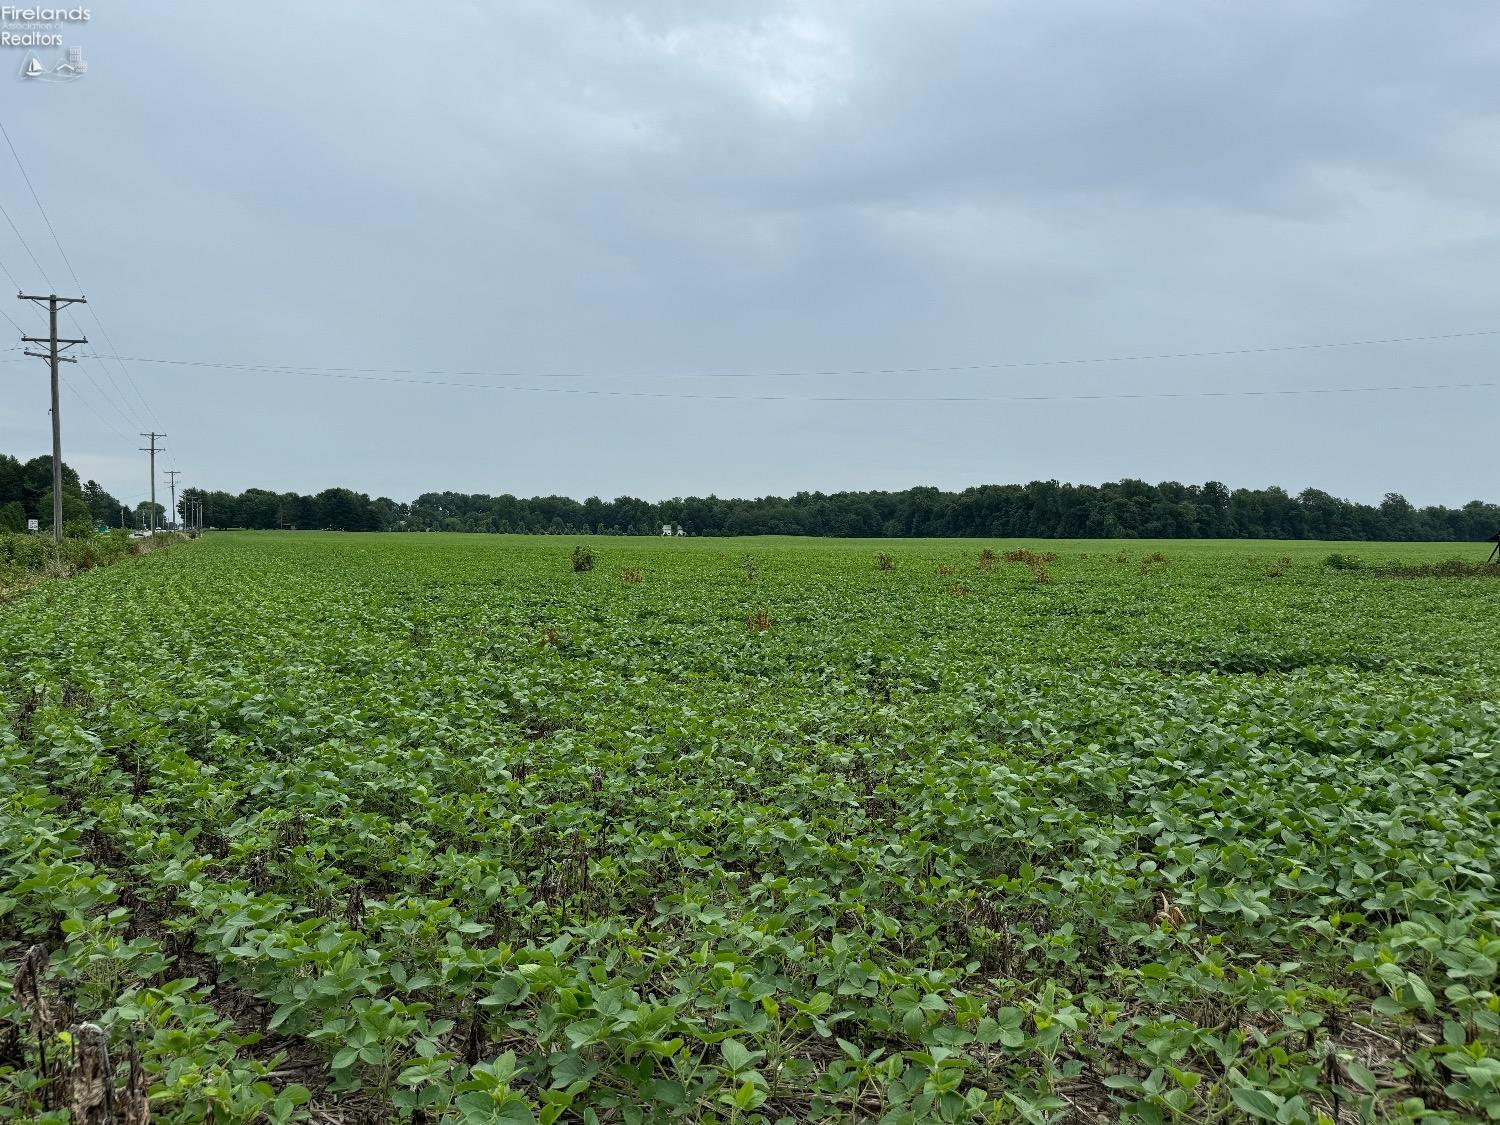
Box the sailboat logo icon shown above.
[18,48,85,83]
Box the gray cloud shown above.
[3,0,1497,509]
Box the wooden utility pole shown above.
[138,432,165,533]
[164,469,181,531]
[18,293,87,546]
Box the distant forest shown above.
[167,478,1500,541]
[0,452,131,532]
[4,451,1497,540]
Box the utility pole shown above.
[181,490,200,535]
[138,432,165,534]
[165,469,181,531]
[18,293,87,546]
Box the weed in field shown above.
[1138,550,1168,574]
[1003,548,1054,583]
[570,544,594,572]
[1323,552,1363,570]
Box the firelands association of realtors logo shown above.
[3,6,90,83]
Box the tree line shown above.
[6,451,1497,541]
[181,478,1498,541]
[0,452,153,533]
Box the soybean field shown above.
[3,533,1499,1124]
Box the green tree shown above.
[40,486,92,529]
[134,500,166,529]
[82,479,122,525]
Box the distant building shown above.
[661,524,673,536]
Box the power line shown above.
[6,314,1499,440]
[0,247,41,306]
[74,312,155,427]
[2,331,141,442]
[0,115,159,428]
[4,329,148,434]
[0,252,49,351]
[263,372,1500,403]
[0,321,1488,396]
[0,258,143,430]
[55,326,1500,385]
[0,241,145,430]
[43,354,1500,404]
[26,354,1500,408]
[74,353,149,430]
[0,117,82,293]
[0,329,1492,404]
[0,196,55,291]
[55,308,147,427]
[59,368,133,444]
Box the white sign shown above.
[26,518,38,532]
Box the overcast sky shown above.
[1,1,1497,509]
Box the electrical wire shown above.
[0,117,80,295]
[1,303,148,434]
[56,354,1500,404]
[67,321,152,431]
[0,232,121,459]
[0,115,159,429]
[58,368,134,444]
[72,311,155,428]
[0,322,1492,404]
[0,247,39,305]
[0,194,54,291]
[0,250,49,356]
[63,327,1500,383]
[266,371,1500,403]
[1,322,1493,403]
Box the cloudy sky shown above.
[1,1,1497,508]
